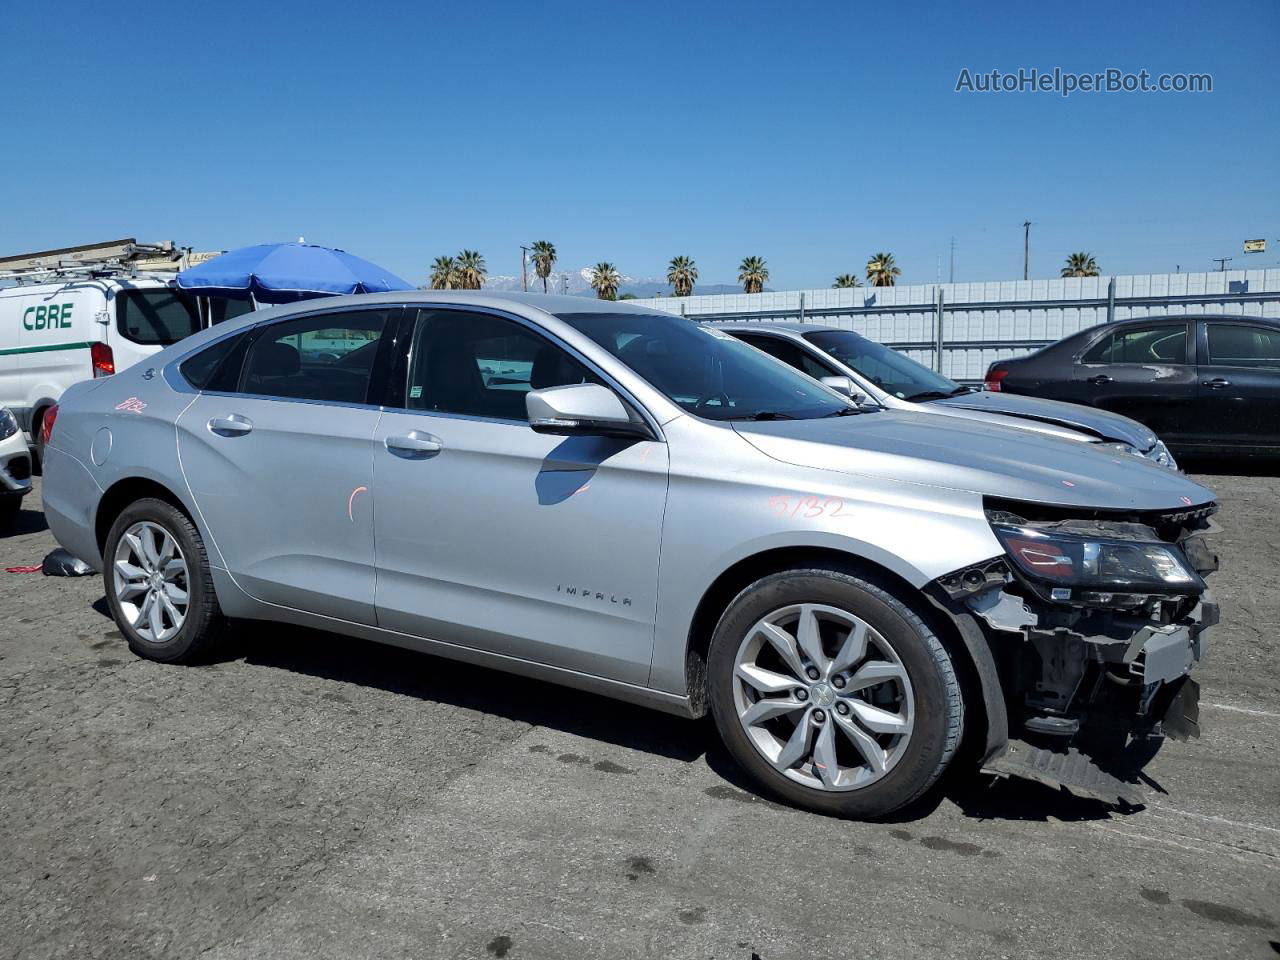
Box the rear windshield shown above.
[116,289,252,345]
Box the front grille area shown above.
[6,456,31,482]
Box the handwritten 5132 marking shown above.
[767,494,854,520]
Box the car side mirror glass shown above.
[526,383,652,440]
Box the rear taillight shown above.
[41,404,59,447]
[91,342,115,378]
[985,367,1009,392]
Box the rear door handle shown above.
[385,431,443,459]
[1202,378,1231,389]
[208,415,253,437]
[1087,374,1113,385]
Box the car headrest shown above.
[250,341,300,378]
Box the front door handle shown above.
[1202,378,1231,389]
[208,415,253,437]
[385,431,443,459]
[1087,374,1113,385]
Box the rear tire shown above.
[103,498,225,664]
[708,567,963,819]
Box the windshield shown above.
[555,310,852,421]
[804,330,965,402]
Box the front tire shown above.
[708,567,963,818]
[103,498,225,663]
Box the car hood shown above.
[932,390,1158,450]
[732,411,1213,511]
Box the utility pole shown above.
[1212,257,1231,272]
[949,237,955,283]
[1022,221,1031,280]
[519,245,530,292]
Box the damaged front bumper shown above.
[932,502,1219,804]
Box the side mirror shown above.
[820,375,856,398]
[820,375,870,407]
[526,383,653,440]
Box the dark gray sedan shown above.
[985,315,1280,457]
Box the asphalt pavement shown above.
[1,473,1277,960]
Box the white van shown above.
[0,243,251,457]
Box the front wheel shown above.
[103,498,225,663]
[708,568,963,818]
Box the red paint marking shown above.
[1061,480,1076,487]
[114,397,147,413]
[1180,496,1193,506]
[347,485,368,521]
[574,482,591,495]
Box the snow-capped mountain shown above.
[483,267,638,296]
[483,268,747,298]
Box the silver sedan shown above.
[42,293,1218,817]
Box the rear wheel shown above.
[708,568,963,818]
[103,498,225,663]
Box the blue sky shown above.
[2,0,1277,289]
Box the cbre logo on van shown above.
[23,303,74,331]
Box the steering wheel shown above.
[693,391,731,413]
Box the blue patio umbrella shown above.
[176,242,412,304]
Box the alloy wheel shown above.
[732,603,915,791]
[112,521,190,643]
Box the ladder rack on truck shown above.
[0,239,184,285]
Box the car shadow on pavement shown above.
[3,504,49,537]
[226,621,713,765]
[85,606,1150,823]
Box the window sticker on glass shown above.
[409,386,423,399]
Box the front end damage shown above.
[933,499,1219,804]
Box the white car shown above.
[0,406,32,529]
[0,272,250,461]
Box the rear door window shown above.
[238,309,396,404]
[179,334,245,389]
[1206,323,1280,368]
[1082,324,1188,365]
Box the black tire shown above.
[708,567,963,819]
[103,497,226,664]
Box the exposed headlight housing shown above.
[0,408,18,442]
[1146,439,1178,471]
[1099,439,1178,471]
[992,523,1203,600]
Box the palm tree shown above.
[738,256,768,294]
[832,273,862,288]
[456,249,486,289]
[429,256,458,290]
[1061,252,1100,277]
[667,255,698,297]
[866,252,900,287]
[589,262,621,300]
[530,240,557,293]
